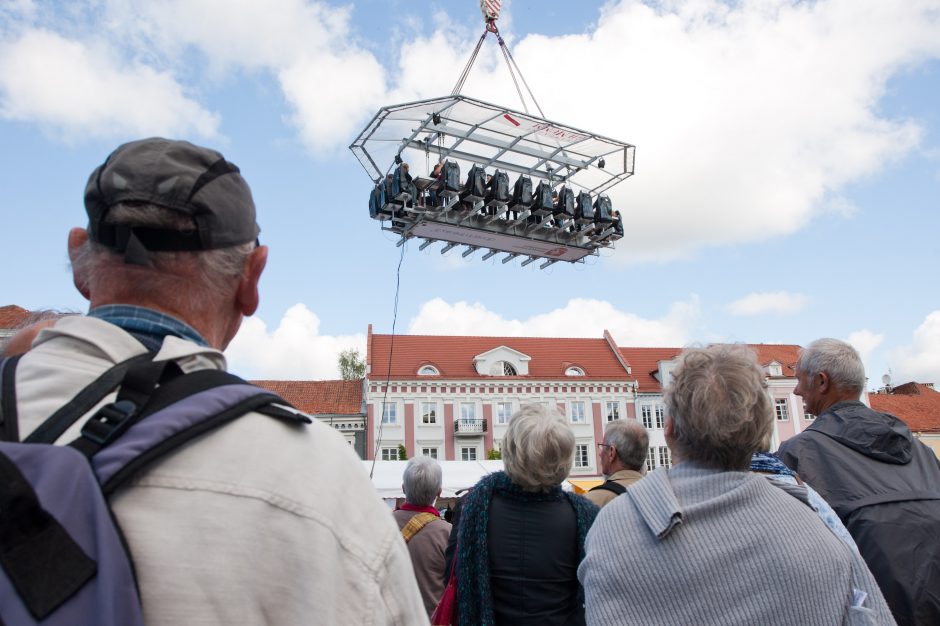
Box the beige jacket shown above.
[13,316,428,626]
[583,469,645,508]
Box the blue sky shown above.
[2,0,939,386]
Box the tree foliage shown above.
[486,448,502,460]
[338,348,366,381]
[398,443,408,460]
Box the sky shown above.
[2,0,939,387]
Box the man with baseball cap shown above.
[7,138,427,624]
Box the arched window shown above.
[418,365,439,376]
[565,366,585,376]
[489,361,517,376]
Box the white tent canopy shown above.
[364,460,504,499]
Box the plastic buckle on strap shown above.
[80,399,138,446]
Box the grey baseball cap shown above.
[84,137,260,264]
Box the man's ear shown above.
[68,228,91,300]
[235,245,268,316]
[817,371,831,394]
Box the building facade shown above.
[364,325,812,477]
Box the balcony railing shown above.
[454,419,487,436]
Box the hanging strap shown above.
[60,360,310,495]
[0,355,23,442]
[590,479,627,496]
[24,352,156,445]
[400,512,441,543]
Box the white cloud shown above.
[889,311,940,385]
[4,0,940,264]
[846,329,885,376]
[728,291,808,316]
[408,296,701,346]
[225,303,365,379]
[0,29,219,141]
[391,0,940,262]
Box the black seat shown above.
[368,183,388,219]
[511,175,533,208]
[485,170,510,205]
[442,161,461,193]
[576,191,594,223]
[532,181,554,216]
[461,165,486,203]
[553,185,576,220]
[593,194,613,225]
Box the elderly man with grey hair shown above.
[393,455,452,618]
[2,138,426,625]
[778,338,940,626]
[580,344,894,625]
[585,419,648,507]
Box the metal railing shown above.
[454,419,487,435]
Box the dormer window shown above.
[767,362,783,377]
[565,366,585,377]
[489,361,517,376]
[418,365,439,376]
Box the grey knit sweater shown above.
[578,464,895,625]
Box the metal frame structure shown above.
[351,95,634,266]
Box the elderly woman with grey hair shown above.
[452,404,598,625]
[393,455,452,618]
[579,344,895,626]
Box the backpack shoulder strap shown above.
[0,355,24,442]
[400,512,441,543]
[590,479,627,496]
[66,363,310,495]
[25,352,156,445]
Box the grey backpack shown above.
[0,354,308,625]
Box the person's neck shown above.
[817,390,862,415]
[89,297,231,350]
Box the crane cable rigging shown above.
[450,8,545,118]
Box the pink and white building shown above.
[364,325,813,478]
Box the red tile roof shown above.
[620,344,802,393]
[619,347,681,392]
[252,379,363,415]
[0,305,31,329]
[870,383,940,433]
[368,333,631,380]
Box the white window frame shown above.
[658,446,672,468]
[641,405,653,429]
[495,401,513,425]
[646,447,656,472]
[381,447,398,461]
[654,404,665,429]
[381,402,397,425]
[421,447,439,459]
[420,401,438,425]
[460,402,476,421]
[775,398,790,421]
[570,400,586,424]
[461,446,478,461]
[606,401,620,422]
[565,366,585,376]
[418,365,439,376]
[574,443,590,468]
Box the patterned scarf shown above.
[751,451,796,476]
[454,471,598,625]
